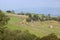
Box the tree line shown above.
[25,13,60,22]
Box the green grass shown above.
[6,16,25,30]
[5,13,60,38]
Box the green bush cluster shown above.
[26,13,60,22]
[0,29,39,40]
[26,14,40,22]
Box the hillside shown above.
[6,13,60,38]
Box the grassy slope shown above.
[5,13,60,38]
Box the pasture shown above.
[6,13,60,38]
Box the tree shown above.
[6,10,15,14]
[25,13,32,18]
[47,14,51,20]
[6,10,12,13]
[32,14,40,21]
[40,14,46,21]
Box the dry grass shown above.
[7,13,28,19]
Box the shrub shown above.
[25,13,32,18]
[0,10,10,40]
[32,14,40,21]
[40,33,58,40]
[26,18,31,22]
[6,10,15,14]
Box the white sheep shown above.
[48,25,53,28]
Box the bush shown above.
[6,10,12,13]
[0,10,10,40]
[6,10,15,14]
[17,12,25,15]
[1,30,39,40]
[57,16,60,21]
[40,33,58,40]
[26,18,31,22]
[25,13,32,18]
[32,14,40,21]
[0,11,10,26]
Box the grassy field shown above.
[6,13,60,38]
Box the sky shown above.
[0,0,60,16]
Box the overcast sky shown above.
[0,0,60,10]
